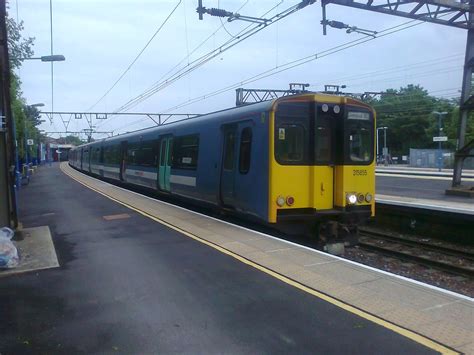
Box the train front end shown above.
[268,94,375,252]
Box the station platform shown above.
[1,162,472,354]
[376,166,474,179]
[376,167,474,215]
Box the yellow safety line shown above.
[60,163,458,355]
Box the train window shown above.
[275,125,306,164]
[275,102,310,165]
[90,147,100,163]
[239,128,252,174]
[172,135,199,170]
[104,145,120,165]
[345,110,373,164]
[314,117,332,164]
[138,140,155,167]
[127,142,139,165]
[223,131,235,170]
[348,124,372,163]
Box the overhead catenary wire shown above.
[86,0,183,112]
[111,0,316,114]
[99,9,460,135]
[308,53,464,89]
[95,0,277,130]
[159,17,438,113]
[99,16,455,137]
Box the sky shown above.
[11,0,468,139]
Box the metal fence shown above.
[409,149,474,169]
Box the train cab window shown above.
[275,102,310,165]
[314,119,332,164]
[239,128,252,174]
[275,125,306,164]
[223,131,235,170]
[172,135,199,170]
[345,110,373,164]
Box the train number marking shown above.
[353,169,367,176]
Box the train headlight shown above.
[333,105,340,114]
[357,193,365,203]
[276,195,286,207]
[365,193,373,203]
[286,196,295,206]
[346,193,357,205]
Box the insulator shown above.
[328,20,347,29]
[207,8,232,17]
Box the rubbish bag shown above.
[0,227,19,268]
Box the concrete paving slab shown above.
[221,241,259,255]
[417,320,474,348]
[349,295,400,315]
[243,236,295,252]
[306,261,382,286]
[270,247,336,266]
[360,278,456,309]
[0,226,59,278]
[457,343,474,355]
[420,300,474,331]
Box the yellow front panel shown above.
[268,103,335,223]
[267,94,376,222]
[334,165,376,216]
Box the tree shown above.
[371,85,459,156]
[6,11,39,162]
[58,135,84,146]
[6,12,34,68]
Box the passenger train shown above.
[69,94,376,249]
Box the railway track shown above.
[358,228,474,278]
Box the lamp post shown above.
[376,126,388,165]
[21,54,65,123]
[23,103,44,180]
[22,54,65,62]
[433,111,448,172]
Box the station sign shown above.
[433,136,448,142]
[26,139,34,145]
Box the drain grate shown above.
[102,213,131,221]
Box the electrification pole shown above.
[452,3,474,188]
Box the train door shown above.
[119,141,127,181]
[99,145,104,177]
[158,135,173,192]
[313,104,335,209]
[231,121,254,211]
[220,124,237,206]
[80,148,83,170]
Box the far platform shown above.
[376,166,473,215]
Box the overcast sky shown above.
[12,0,467,139]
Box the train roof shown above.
[71,93,372,150]
[73,99,275,150]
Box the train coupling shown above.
[319,221,359,255]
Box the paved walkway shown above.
[59,163,473,354]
